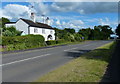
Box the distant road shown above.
[2,40,112,82]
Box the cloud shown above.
[53,18,84,30]
[98,17,118,30]
[2,4,30,20]
[55,20,61,26]
[51,2,81,12]
[0,8,12,19]
[99,18,110,25]
[1,2,117,31]
[69,20,84,25]
[50,2,118,14]
[30,2,49,15]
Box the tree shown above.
[1,26,22,36]
[78,28,92,40]
[93,26,102,40]
[64,28,75,34]
[78,25,113,40]
[74,33,83,41]
[2,30,13,36]
[116,24,120,38]
[0,17,10,27]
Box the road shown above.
[2,40,112,82]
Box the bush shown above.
[56,39,67,44]
[5,43,26,51]
[2,34,45,51]
[46,39,69,46]
[2,36,15,45]
[2,26,22,36]
[2,30,13,36]
[46,40,57,45]
[74,33,83,41]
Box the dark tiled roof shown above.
[5,22,16,24]
[20,18,54,30]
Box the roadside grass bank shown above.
[35,42,115,82]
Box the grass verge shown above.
[35,42,115,82]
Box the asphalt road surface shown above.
[2,40,112,82]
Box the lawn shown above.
[35,42,115,82]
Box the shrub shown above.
[2,30,13,36]
[46,40,57,45]
[2,36,15,45]
[56,39,67,44]
[74,33,83,41]
[2,34,45,51]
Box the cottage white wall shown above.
[16,19,29,35]
[5,24,16,28]
[29,27,55,41]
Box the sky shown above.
[0,1,119,32]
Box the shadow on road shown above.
[65,48,113,63]
[65,50,91,58]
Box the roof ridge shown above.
[20,18,54,30]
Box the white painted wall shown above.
[5,23,16,28]
[29,27,55,41]
[16,19,29,35]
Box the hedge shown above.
[46,39,68,45]
[2,34,45,51]
[46,40,56,45]
[56,39,67,44]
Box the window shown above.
[42,29,45,34]
[50,30,53,34]
[34,28,38,33]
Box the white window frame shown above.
[34,28,38,33]
[50,30,53,34]
[42,28,45,34]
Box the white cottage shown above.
[5,18,55,41]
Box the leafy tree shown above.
[74,33,83,41]
[64,28,75,34]
[0,17,10,27]
[101,25,113,39]
[78,25,113,40]
[7,26,16,32]
[93,26,102,40]
[1,26,22,36]
[78,28,92,40]
[2,30,13,36]
[16,30,23,36]
[116,24,120,38]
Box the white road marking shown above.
[83,44,92,47]
[0,54,51,66]
[64,47,78,51]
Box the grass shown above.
[35,42,115,82]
